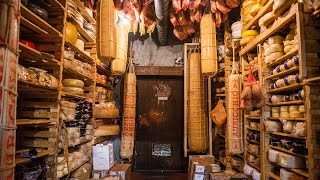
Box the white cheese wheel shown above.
[259,11,276,27]
[268,149,280,163]
[279,152,305,168]
[57,171,64,178]
[269,51,284,62]
[268,35,284,44]
[263,42,269,50]
[62,79,84,88]
[231,21,242,31]
[284,45,294,54]
[267,44,284,55]
[57,156,65,163]
[280,168,305,180]
[62,87,84,95]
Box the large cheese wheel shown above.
[279,152,305,168]
[243,15,253,24]
[243,0,257,8]
[62,87,84,95]
[93,125,120,137]
[284,40,294,46]
[258,0,268,5]
[265,44,284,56]
[268,35,284,44]
[249,4,262,16]
[259,12,276,27]
[240,36,255,46]
[62,79,84,88]
[284,45,294,54]
[242,30,258,37]
[285,34,295,41]
[66,22,77,44]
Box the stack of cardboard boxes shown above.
[92,143,131,180]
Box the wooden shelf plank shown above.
[135,66,184,76]
[216,94,226,97]
[290,169,309,178]
[269,131,307,139]
[17,119,56,125]
[266,100,304,106]
[96,82,112,89]
[247,150,260,158]
[21,5,62,36]
[67,13,95,42]
[268,117,305,121]
[267,84,302,94]
[61,92,92,100]
[242,0,274,31]
[266,49,299,67]
[20,16,48,35]
[96,64,111,76]
[240,4,298,56]
[68,137,90,147]
[63,66,94,83]
[72,0,96,24]
[247,127,260,132]
[269,145,307,158]
[266,172,280,180]
[15,149,53,165]
[265,67,299,80]
[303,76,320,84]
[65,40,95,63]
[246,138,260,145]
[19,42,61,65]
[249,162,261,171]
[247,116,261,120]
[18,80,60,92]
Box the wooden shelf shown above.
[20,16,48,35]
[21,5,62,36]
[290,168,309,178]
[303,76,320,84]
[267,84,302,94]
[68,137,90,148]
[247,127,260,132]
[267,100,304,106]
[240,4,298,56]
[96,82,112,89]
[15,149,53,165]
[242,0,274,31]
[63,66,94,83]
[65,40,95,63]
[72,0,96,24]
[247,150,260,158]
[96,64,111,76]
[216,94,226,97]
[266,49,299,68]
[19,43,61,65]
[269,131,307,139]
[246,138,260,145]
[265,67,299,80]
[18,80,60,92]
[135,66,183,76]
[17,119,55,125]
[232,165,244,173]
[266,172,280,180]
[67,13,95,42]
[61,92,91,99]
[268,117,305,121]
[249,162,261,171]
[269,145,307,158]
[247,116,261,120]
[233,154,244,159]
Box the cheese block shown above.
[66,22,77,44]
[62,79,84,88]
[284,45,294,54]
[280,168,305,180]
[268,35,284,44]
[290,111,304,118]
[231,21,242,31]
[272,112,280,118]
[93,124,120,137]
[62,87,84,95]
[268,149,280,163]
[279,152,305,168]
[280,106,289,112]
[282,121,294,133]
[242,30,258,37]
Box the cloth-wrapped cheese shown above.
[273,0,296,17]
[279,152,306,168]
[210,100,227,126]
[265,120,282,132]
[293,122,306,137]
[282,120,294,133]
[94,124,120,137]
[95,101,120,118]
[268,149,280,163]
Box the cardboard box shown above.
[93,143,114,170]
[109,164,131,180]
[210,172,247,180]
[193,173,210,180]
[102,175,121,180]
[188,155,215,180]
[92,170,108,179]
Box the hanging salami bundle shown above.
[188,50,208,152]
[120,47,136,159]
[227,42,243,154]
[200,13,218,75]
[96,0,116,62]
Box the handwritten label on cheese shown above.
[195,165,205,173]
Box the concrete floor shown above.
[131,172,188,180]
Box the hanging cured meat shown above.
[140,2,156,28]
[183,22,196,35]
[188,0,201,10]
[226,0,240,8]
[177,10,188,26]
[182,0,190,10]
[173,26,188,40]
[216,0,231,14]
[122,0,136,20]
[111,23,128,75]
[215,10,222,28]
[169,6,179,27]
[129,0,141,22]
[200,14,218,75]
[120,60,136,159]
[140,0,149,5]
[200,0,207,6]
[190,7,203,23]
[172,0,182,12]
[210,0,217,13]
[113,0,123,10]
[188,52,208,152]
[97,0,116,62]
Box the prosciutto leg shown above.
[172,0,182,13]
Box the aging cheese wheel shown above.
[242,0,257,9]
[284,45,294,54]
[242,30,258,37]
[62,87,84,95]
[243,15,253,24]
[93,125,120,137]
[258,0,268,5]
[267,51,284,62]
[249,4,262,16]
[259,12,276,27]
[279,152,305,168]
[240,36,255,46]
[66,22,77,44]
[265,44,284,56]
[268,149,280,163]
[62,79,84,88]
[284,40,294,46]
[268,35,284,44]
[285,34,295,41]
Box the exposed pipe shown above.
[154,0,169,46]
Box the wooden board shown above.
[135,66,183,76]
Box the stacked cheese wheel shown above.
[60,100,77,121]
[62,79,84,95]
[284,23,298,54]
[264,35,284,64]
[231,21,242,39]
[241,30,258,47]
[242,0,263,25]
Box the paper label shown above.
[152,144,171,156]
[194,174,204,180]
[280,156,288,166]
[93,173,100,179]
[158,96,168,101]
[195,165,205,173]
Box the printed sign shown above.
[152,144,171,156]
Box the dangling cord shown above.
[231,40,238,75]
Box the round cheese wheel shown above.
[62,79,84,88]
[76,39,84,51]
[285,34,295,41]
[289,23,297,30]
[284,40,294,46]
[258,0,268,5]
[268,35,284,44]
[62,87,84,95]
[259,12,276,27]
[93,124,120,137]
[231,21,242,31]
[269,51,284,62]
[250,4,262,16]
[66,22,77,44]
[242,30,258,37]
[232,29,242,39]
[240,36,256,46]
[284,45,294,54]
[244,15,254,24]
[280,106,289,112]
[243,0,257,9]
[269,44,284,54]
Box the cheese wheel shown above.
[280,111,290,118]
[263,42,269,50]
[243,0,257,9]
[280,106,289,112]
[284,40,294,46]
[265,44,283,56]
[250,4,262,16]
[232,29,242,39]
[60,100,70,107]
[244,15,254,24]
[66,22,77,44]
[240,36,256,46]
[290,111,304,118]
[268,35,284,44]
[242,30,258,37]
[259,12,276,27]
[76,39,84,51]
[284,45,294,54]
[93,124,120,137]
[289,105,299,111]
[57,163,64,171]
[258,0,268,5]
[279,153,305,168]
[289,23,297,30]
[268,149,280,163]
[269,51,284,61]
[62,87,84,95]
[285,34,295,41]
[299,105,305,113]
[231,21,242,31]
[62,79,84,88]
